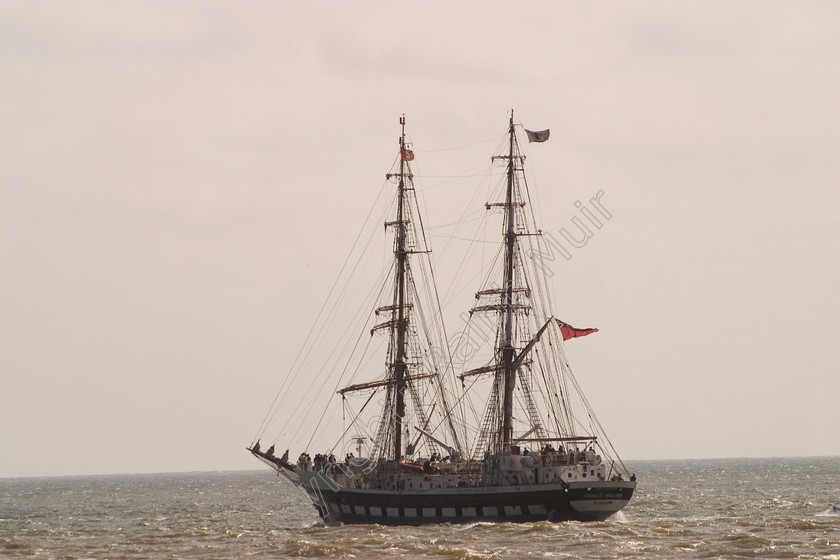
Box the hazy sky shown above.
[2,1,838,478]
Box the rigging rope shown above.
[255,178,391,445]
[414,133,505,153]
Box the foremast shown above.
[392,116,409,461]
[338,116,464,465]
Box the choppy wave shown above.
[1,457,839,559]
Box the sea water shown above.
[1,457,838,559]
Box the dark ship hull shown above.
[299,471,635,525]
[298,471,636,525]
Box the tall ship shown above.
[249,112,635,524]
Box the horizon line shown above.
[3,454,839,481]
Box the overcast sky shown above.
[2,1,838,477]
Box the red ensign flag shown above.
[555,319,599,341]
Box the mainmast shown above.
[500,111,517,448]
[392,115,409,461]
